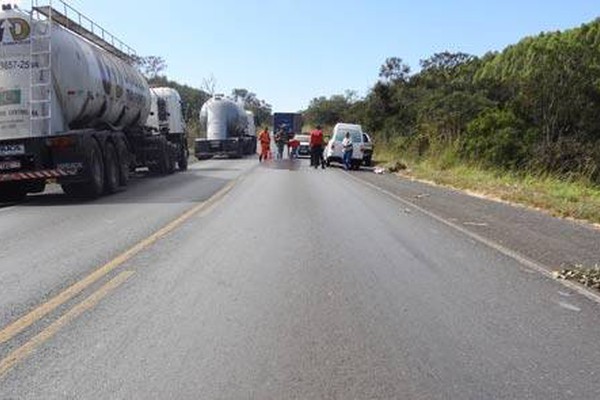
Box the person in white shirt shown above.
[342,132,353,170]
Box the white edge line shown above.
[344,171,600,305]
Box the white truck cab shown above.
[147,87,186,135]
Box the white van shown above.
[324,123,366,169]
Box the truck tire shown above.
[148,137,169,175]
[27,180,46,194]
[178,147,188,171]
[166,145,176,174]
[148,162,161,175]
[62,139,104,198]
[0,182,28,202]
[116,137,130,187]
[363,156,372,167]
[236,140,243,159]
[104,142,120,194]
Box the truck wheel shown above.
[166,148,176,174]
[364,157,372,167]
[0,182,28,202]
[62,139,104,198]
[104,142,120,194]
[149,138,169,175]
[116,138,130,187]
[162,141,175,175]
[148,164,158,174]
[27,180,46,194]
[178,148,188,171]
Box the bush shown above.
[462,108,529,169]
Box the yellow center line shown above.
[0,270,135,378]
[0,179,237,345]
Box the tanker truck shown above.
[0,2,187,201]
[194,95,257,159]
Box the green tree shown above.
[132,55,167,79]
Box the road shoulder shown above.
[348,170,600,271]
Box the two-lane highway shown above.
[1,158,600,399]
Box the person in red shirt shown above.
[309,125,326,169]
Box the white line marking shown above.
[463,222,489,227]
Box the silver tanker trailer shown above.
[0,2,187,201]
[195,95,257,159]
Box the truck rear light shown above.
[47,136,76,149]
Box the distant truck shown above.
[195,95,256,159]
[0,3,188,201]
[273,113,302,139]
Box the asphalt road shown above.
[1,158,600,399]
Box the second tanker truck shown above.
[0,2,188,201]
[195,95,257,159]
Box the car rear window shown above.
[335,130,363,143]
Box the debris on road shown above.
[386,161,408,173]
[554,265,600,291]
[374,167,386,174]
[415,193,430,199]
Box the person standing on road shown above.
[310,125,326,169]
[258,127,271,162]
[275,128,286,160]
[342,131,353,170]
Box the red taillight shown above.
[47,136,76,149]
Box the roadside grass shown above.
[374,149,600,225]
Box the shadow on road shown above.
[3,169,231,207]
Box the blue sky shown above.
[28,0,600,111]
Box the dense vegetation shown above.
[304,18,600,183]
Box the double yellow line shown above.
[0,179,237,377]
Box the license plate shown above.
[0,160,21,171]
[0,144,25,156]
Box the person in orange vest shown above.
[309,125,326,169]
[258,128,271,162]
